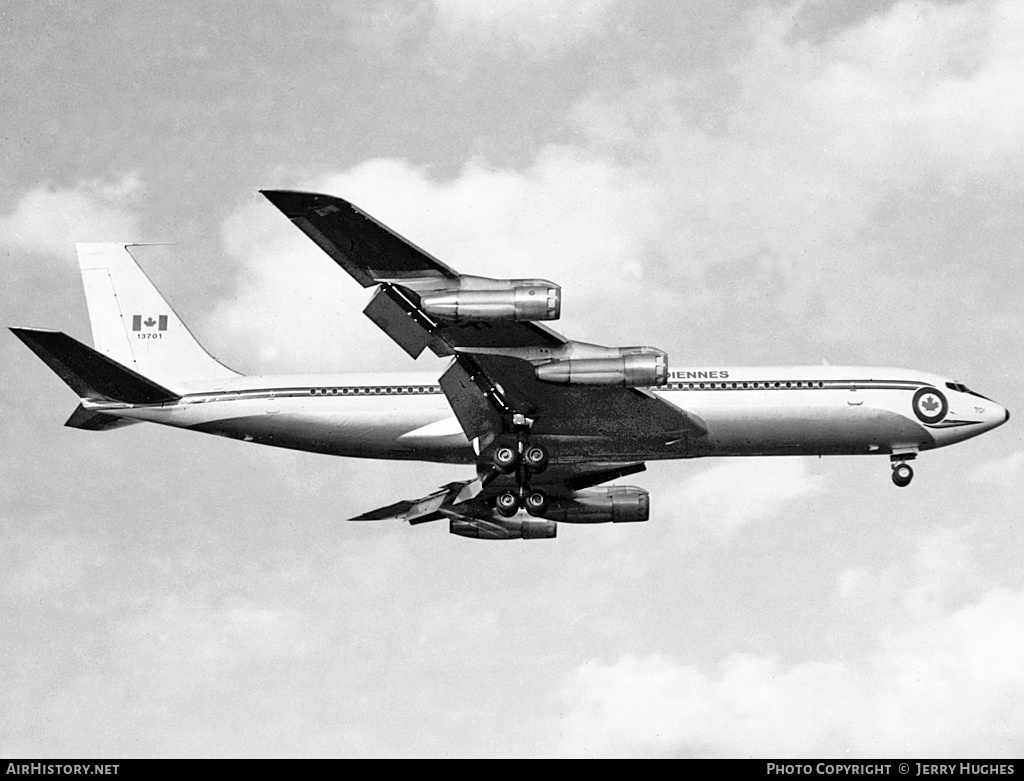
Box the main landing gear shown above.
[491,415,550,517]
[891,454,915,488]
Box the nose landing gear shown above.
[892,463,914,487]
[890,454,916,487]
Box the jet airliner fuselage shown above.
[81,364,1006,467]
[11,191,1010,539]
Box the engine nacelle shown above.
[449,517,557,540]
[541,486,649,524]
[419,279,560,322]
[535,349,668,387]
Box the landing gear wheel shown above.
[495,490,521,517]
[523,446,549,473]
[492,446,519,473]
[524,490,549,517]
[892,463,914,488]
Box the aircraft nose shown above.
[991,403,1010,429]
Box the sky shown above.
[1,0,1023,759]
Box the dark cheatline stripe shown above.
[661,379,926,392]
[170,378,931,406]
[176,385,447,403]
[924,420,979,429]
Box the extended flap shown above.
[362,286,433,359]
[439,358,505,443]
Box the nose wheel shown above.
[891,457,914,488]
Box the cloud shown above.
[0,515,101,598]
[430,0,618,56]
[652,457,826,541]
[213,1,1024,373]
[0,174,144,258]
[832,527,985,627]
[344,0,618,70]
[557,588,1024,757]
[968,450,1024,486]
[209,196,391,372]
[212,153,669,371]
[120,596,313,672]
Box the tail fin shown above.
[76,243,239,386]
[11,327,180,405]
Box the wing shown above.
[351,462,648,524]
[261,190,566,358]
[260,189,459,287]
[262,190,707,532]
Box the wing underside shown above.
[351,462,648,524]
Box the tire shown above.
[892,463,913,487]
[495,491,520,517]
[492,446,519,472]
[524,490,549,517]
[523,446,548,473]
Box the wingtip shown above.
[348,513,382,521]
[260,189,352,216]
[9,326,59,343]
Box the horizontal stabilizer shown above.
[11,328,180,404]
[350,498,420,522]
[64,404,139,431]
[350,480,475,523]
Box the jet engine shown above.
[417,278,560,322]
[449,516,557,540]
[535,348,668,387]
[541,486,649,524]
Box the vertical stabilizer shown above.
[77,243,240,385]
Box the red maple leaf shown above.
[921,396,939,412]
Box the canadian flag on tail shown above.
[132,315,168,331]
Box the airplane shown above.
[11,190,1010,540]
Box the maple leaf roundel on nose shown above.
[912,387,948,424]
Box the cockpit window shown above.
[947,381,994,402]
